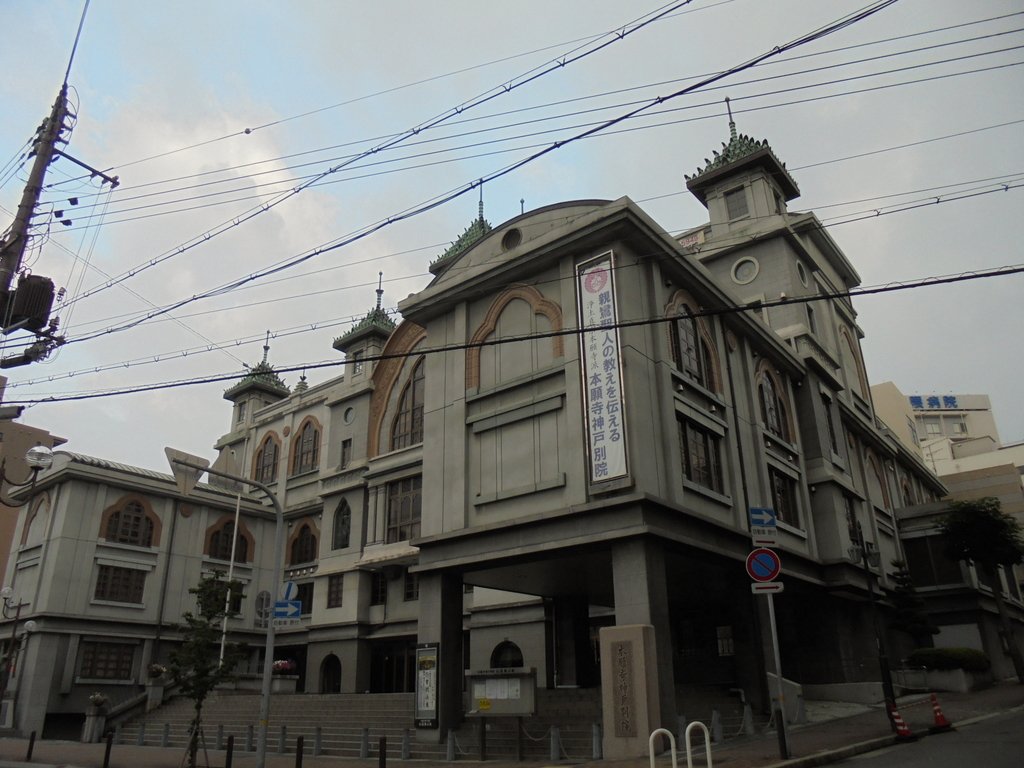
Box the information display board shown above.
[464,667,536,717]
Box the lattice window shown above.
[386,476,421,543]
[105,501,154,547]
[332,500,351,550]
[95,565,146,603]
[290,524,317,565]
[327,574,344,608]
[210,521,248,563]
[391,358,425,450]
[292,420,320,475]
[79,641,135,679]
[254,435,279,483]
[679,419,723,493]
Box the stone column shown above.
[611,538,677,730]
[415,571,463,742]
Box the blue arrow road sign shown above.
[749,508,777,527]
[273,600,302,619]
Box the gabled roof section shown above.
[685,116,799,205]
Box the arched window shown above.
[391,358,425,450]
[758,371,790,442]
[332,500,351,550]
[105,500,155,547]
[254,434,279,484]
[291,419,321,475]
[290,523,317,565]
[209,521,249,563]
[490,641,524,668]
[840,328,868,398]
[667,296,719,392]
[22,495,48,547]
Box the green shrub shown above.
[906,647,991,673]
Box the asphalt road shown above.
[834,709,1022,767]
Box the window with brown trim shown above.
[404,569,419,601]
[391,358,425,450]
[386,476,421,543]
[759,374,790,442]
[290,524,317,565]
[105,501,154,547]
[679,418,723,493]
[79,641,135,680]
[291,420,320,475]
[370,572,387,605]
[95,565,146,603]
[768,467,798,526]
[296,582,313,615]
[210,521,249,563]
[254,435,279,484]
[332,500,351,550]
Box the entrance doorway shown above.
[369,638,416,692]
[320,654,342,693]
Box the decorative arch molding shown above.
[203,514,256,563]
[664,289,721,392]
[99,494,163,548]
[368,321,427,458]
[838,325,869,397]
[21,492,50,546]
[286,516,321,565]
[755,360,794,442]
[866,452,892,510]
[466,284,564,390]
[252,432,282,483]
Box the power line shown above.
[9,262,1022,405]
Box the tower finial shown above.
[262,330,271,363]
[478,180,484,222]
[376,271,384,310]
[725,97,736,141]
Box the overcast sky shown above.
[1,0,1022,471]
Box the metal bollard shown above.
[314,725,322,756]
[295,734,304,768]
[360,728,369,758]
[246,724,254,752]
[549,726,561,762]
[217,724,225,750]
[113,724,121,744]
[710,709,723,743]
[592,722,602,759]
[226,734,235,768]
[101,732,114,768]
[26,731,36,762]
[378,736,387,768]
[742,703,755,735]
[446,729,455,762]
[279,724,287,754]
[402,729,410,760]
[677,714,688,741]
[136,722,146,746]
[162,722,171,747]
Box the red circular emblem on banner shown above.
[584,268,608,293]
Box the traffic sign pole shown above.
[766,592,790,760]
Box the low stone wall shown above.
[894,667,992,693]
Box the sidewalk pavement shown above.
[1,681,1022,768]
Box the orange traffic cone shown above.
[887,702,917,742]
[928,692,954,733]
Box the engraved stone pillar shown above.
[598,624,660,758]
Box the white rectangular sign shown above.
[576,251,628,483]
[751,582,784,594]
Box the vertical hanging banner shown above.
[576,251,628,483]
[415,643,439,728]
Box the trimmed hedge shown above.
[906,647,991,672]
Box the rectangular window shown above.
[340,439,352,469]
[95,565,146,604]
[716,625,735,657]
[903,536,965,587]
[678,419,723,493]
[725,187,749,220]
[768,467,798,526]
[236,401,246,424]
[386,476,422,543]
[296,582,313,615]
[370,572,387,606]
[352,350,364,375]
[327,574,344,608]
[404,569,419,601]
[79,641,136,680]
[923,416,942,435]
[806,305,817,334]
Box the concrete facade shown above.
[3,122,957,742]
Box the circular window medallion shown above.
[343,407,356,425]
[732,257,759,285]
[796,261,809,287]
[501,228,522,251]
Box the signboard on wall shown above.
[576,251,628,483]
[415,643,439,728]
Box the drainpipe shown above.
[152,497,180,659]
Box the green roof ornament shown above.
[430,192,492,271]
[332,272,397,352]
[684,97,786,181]
[224,331,289,400]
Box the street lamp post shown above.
[850,523,897,719]
[0,445,54,506]
[0,588,37,727]
[165,450,284,768]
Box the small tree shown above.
[889,560,939,648]
[940,497,1024,683]
[171,572,246,767]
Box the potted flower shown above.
[147,662,168,679]
[272,659,296,675]
[88,692,109,708]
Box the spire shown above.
[223,329,289,401]
[430,195,493,272]
[262,329,271,364]
[375,271,383,310]
[294,369,309,393]
[725,96,737,142]
[332,273,397,353]
[478,182,485,223]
